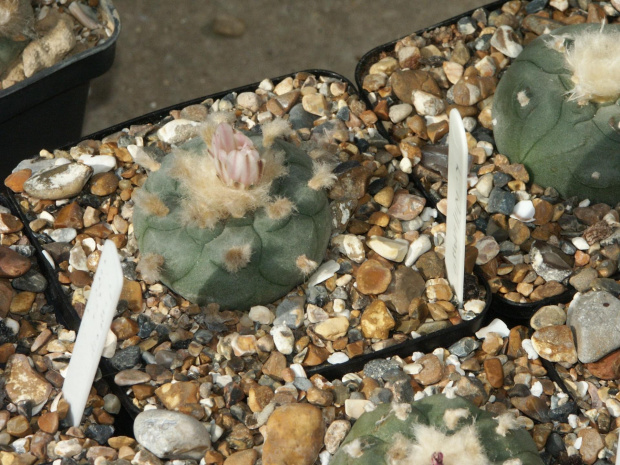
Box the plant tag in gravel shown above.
[62,240,123,426]
[445,108,468,307]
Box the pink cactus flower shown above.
[431,452,443,465]
[209,123,263,188]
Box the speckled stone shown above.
[531,325,578,364]
[23,163,93,200]
[5,354,52,410]
[360,300,395,340]
[355,259,392,295]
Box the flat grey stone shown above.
[134,409,211,460]
[567,291,620,363]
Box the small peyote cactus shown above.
[492,24,620,205]
[0,0,34,75]
[331,394,543,465]
[132,116,335,310]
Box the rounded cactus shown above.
[132,118,334,310]
[492,24,620,205]
[331,394,543,465]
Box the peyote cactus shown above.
[0,0,34,75]
[132,116,334,310]
[331,394,543,465]
[492,24,620,205]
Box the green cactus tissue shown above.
[331,394,542,465]
[132,116,334,309]
[492,24,620,205]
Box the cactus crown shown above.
[142,115,292,230]
[546,24,620,104]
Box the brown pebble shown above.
[132,384,156,401]
[303,344,330,366]
[224,449,258,465]
[38,411,59,434]
[0,279,14,318]
[356,259,392,295]
[585,349,620,380]
[578,428,604,464]
[0,245,31,278]
[69,270,92,287]
[54,202,83,229]
[6,415,32,438]
[0,213,23,234]
[0,343,16,363]
[120,279,143,312]
[4,169,32,193]
[155,381,199,410]
[388,192,426,220]
[247,385,274,412]
[262,351,287,380]
[9,291,36,314]
[529,281,565,301]
[90,171,119,196]
[306,386,334,407]
[483,357,504,388]
[412,354,445,385]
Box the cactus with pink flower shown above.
[132,115,335,309]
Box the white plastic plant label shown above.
[444,108,468,307]
[62,240,123,426]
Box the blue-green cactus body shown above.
[492,24,620,205]
[133,136,332,310]
[331,395,543,465]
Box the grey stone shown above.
[134,409,211,460]
[449,337,480,357]
[109,345,142,371]
[569,267,599,292]
[11,269,47,293]
[363,359,401,381]
[530,240,573,282]
[486,188,516,215]
[289,103,318,129]
[530,305,567,330]
[273,295,305,329]
[567,291,620,363]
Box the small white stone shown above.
[571,237,590,251]
[327,352,349,364]
[463,299,486,314]
[403,363,423,375]
[69,243,89,271]
[55,438,83,457]
[270,325,294,355]
[78,154,117,175]
[521,339,539,360]
[412,90,445,116]
[443,61,464,84]
[399,156,413,174]
[48,227,77,243]
[258,78,274,91]
[102,330,117,358]
[475,318,510,339]
[389,103,413,123]
[510,200,536,223]
[405,234,432,267]
[342,235,365,263]
[307,260,340,287]
[530,381,543,397]
[550,0,569,10]
[419,207,437,222]
[344,399,371,419]
[157,119,201,145]
[367,235,409,262]
[237,92,262,112]
[249,305,275,325]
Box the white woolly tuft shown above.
[266,197,296,220]
[223,244,252,273]
[443,408,471,430]
[385,434,411,464]
[261,118,293,148]
[132,188,169,217]
[308,160,337,191]
[502,459,523,465]
[296,255,318,275]
[343,438,364,458]
[495,412,521,437]
[136,253,164,284]
[402,424,492,465]
[564,26,620,103]
[391,402,412,421]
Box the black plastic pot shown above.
[0,0,120,180]
[354,0,581,327]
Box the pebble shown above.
[134,409,211,460]
[404,234,432,266]
[0,246,31,278]
[237,92,262,112]
[360,300,395,339]
[388,103,413,123]
[355,259,392,295]
[4,354,52,412]
[23,163,93,200]
[156,119,201,145]
[530,305,567,330]
[531,325,578,364]
[530,241,573,283]
[474,236,500,265]
[302,94,329,116]
[314,317,349,341]
[366,235,409,262]
[262,404,324,465]
[567,291,620,363]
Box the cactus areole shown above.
[133,120,333,310]
[331,394,543,465]
[492,24,620,205]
